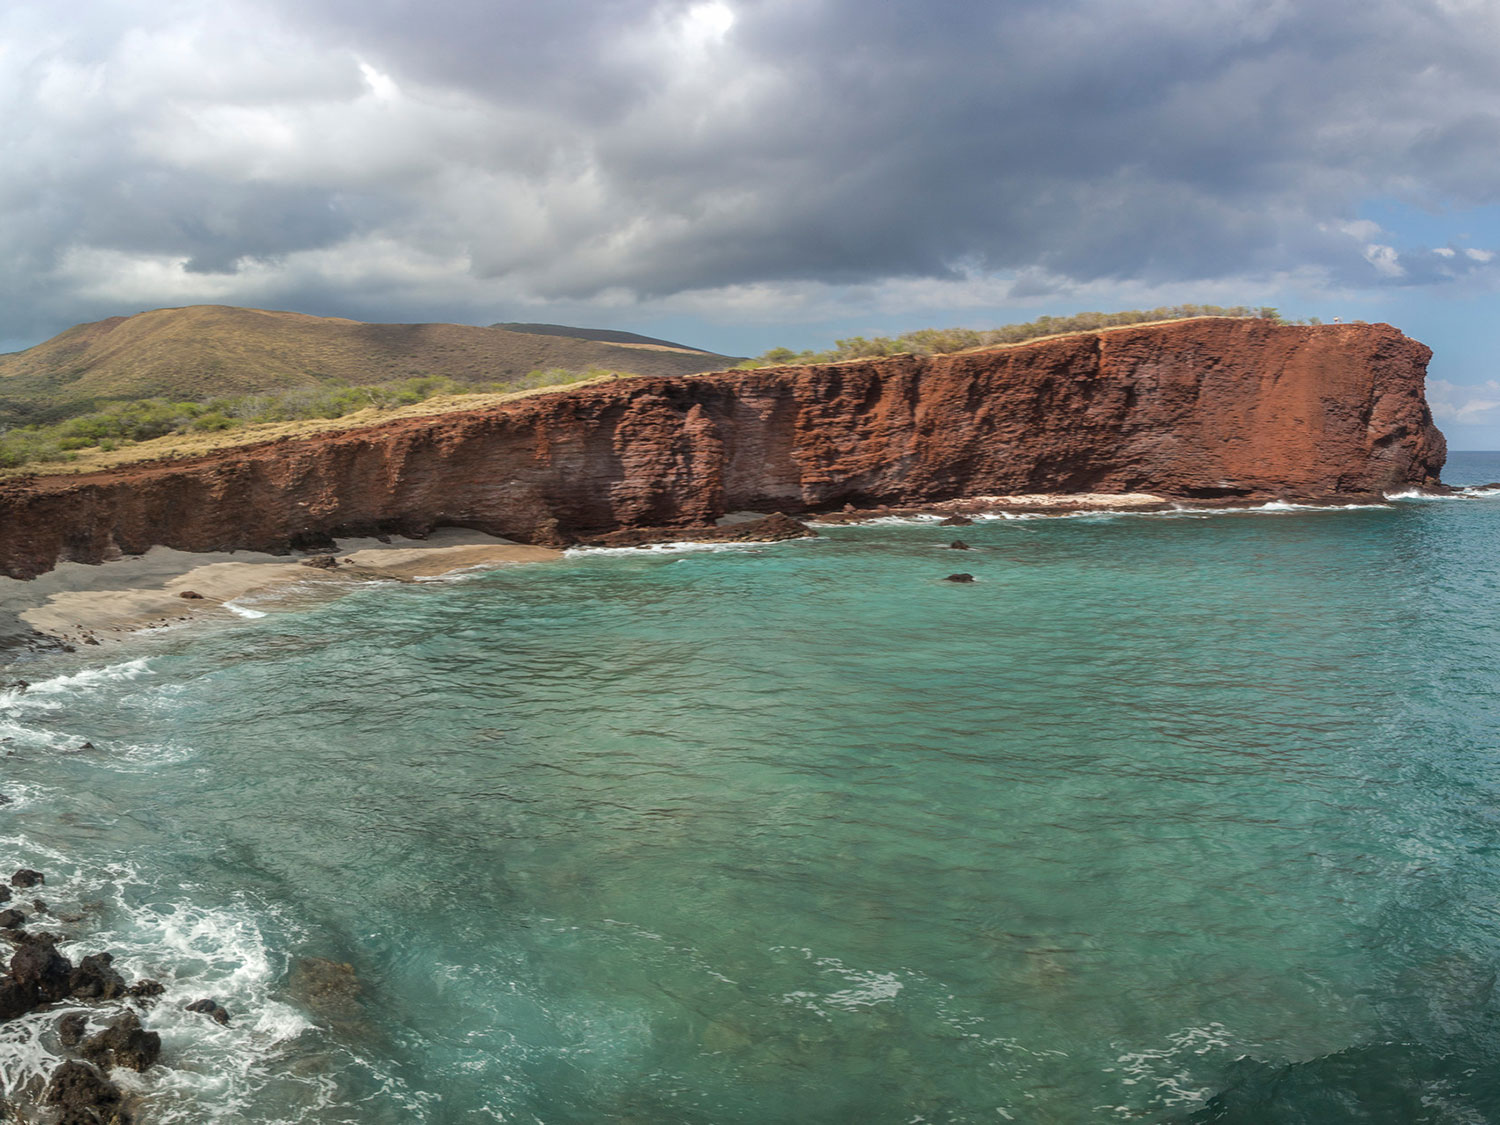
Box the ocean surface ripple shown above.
[4,454,1500,1121]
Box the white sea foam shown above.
[565,540,779,557]
[57,869,322,1123]
[222,602,268,619]
[17,659,152,703]
[1103,1023,1235,1117]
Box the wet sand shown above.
[0,529,560,651]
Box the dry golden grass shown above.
[0,305,735,412]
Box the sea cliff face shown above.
[0,318,1446,579]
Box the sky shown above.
[4,0,1500,445]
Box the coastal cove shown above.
[1,454,1500,1121]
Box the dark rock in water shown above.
[12,869,44,888]
[940,515,973,526]
[12,934,71,1000]
[0,681,26,694]
[0,886,12,904]
[177,590,204,599]
[949,539,971,550]
[70,952,128,1001]
[943,573,976,583]
[80,1009,161,1072]
[82,636,100,646]
[76,742,93,751]
[299,554,339,569]
[57,1011,88,1048]
[32,899,45,914]
[44,1059,128,1124]
[0,977,38,1019]
[185,997,231,1025]
[0,909,26,929]
[0,794,11,806]
[127,979,164,1004]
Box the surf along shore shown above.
[0,528,563,655]
[0,488,1366,658]
[0,493,1192,656]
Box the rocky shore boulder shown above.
[80,1010,161,1072]
[44,1059,130,1125]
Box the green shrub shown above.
[750,305,1283,366]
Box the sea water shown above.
[5,455,1500,1122]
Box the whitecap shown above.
[19,659,152,701]
[221,602,267,619]
[565,540,780,557]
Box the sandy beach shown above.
[0,528,561,652]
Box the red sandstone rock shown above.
[0,319,1445,580]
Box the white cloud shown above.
[6,0,1500,345]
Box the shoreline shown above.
[0,528,561,659]
[3,486,1477,663]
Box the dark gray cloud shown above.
[2,0,1500,347]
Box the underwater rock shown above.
[943,573,975,583]
[290,957,360,1007]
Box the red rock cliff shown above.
[0,318,1446,579]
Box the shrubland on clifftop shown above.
[0,318,1446,580]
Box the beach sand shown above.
[0,528,561,651]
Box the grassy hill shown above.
[0,305,738,425]
[491,323,706,351]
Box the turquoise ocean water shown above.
[5,454,1500,1122]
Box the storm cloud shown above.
[3,0,1500,345]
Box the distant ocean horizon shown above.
[2,453,1500,1121]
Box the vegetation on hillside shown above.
[0,305,735,430]
[0,368,614,469]
[739,305,1293,367]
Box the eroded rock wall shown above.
[0,318,1446,579]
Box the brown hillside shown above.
[0,305,737,416]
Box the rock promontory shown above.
[0,318,1446,579]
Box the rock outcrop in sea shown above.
[0,318,1446,580]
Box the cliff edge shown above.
[0,318,1446,579]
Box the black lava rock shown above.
[57,1012,88,1048]
[943,573,976,583]
[11,934,72,1001]
[43,1059,127,1124]
[80,1009,161,1072]
[185,997,231,1025]
[70,951,128,1001]
[127,978,164,1001]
